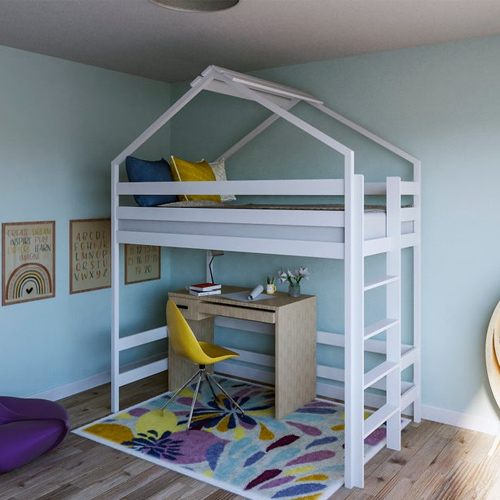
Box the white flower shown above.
[277,266,310,285]
[277,269,289,284]
[298,266,310,280]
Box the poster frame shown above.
[69,218,111,294]
[2,220,56,306]
[124,244,161,285]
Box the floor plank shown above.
[1,375,499,500]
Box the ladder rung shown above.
[364,275,399,291]
[364,361,399,389]
[401,385,418,411]
[364,318,399,340]
[364,403,400,438]
[369,379,414,393]
[364,237,391,256]
[401,346,418,370]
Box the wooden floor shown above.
[2,374,500,500]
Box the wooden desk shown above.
[168,286,317,419]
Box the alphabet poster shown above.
[70,218,111,294]
[125,244,161,284]
[2,221,56,306]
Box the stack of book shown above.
[188,282,222,296]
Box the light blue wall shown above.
[170,36,500,423]
[0,46,171,397]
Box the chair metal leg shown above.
[206,372,245,415]
[161,369,205,429]
[186,373,203,429]
[203,370,219,402]
[161,369,201,412]
[161,367,244,429]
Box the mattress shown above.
[159,200,389,212]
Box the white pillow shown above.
[209,159,236,203]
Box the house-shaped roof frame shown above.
[114,65,419,171]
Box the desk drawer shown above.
[198,303,275,324]
[169,296,209,321]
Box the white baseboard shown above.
[32,371,111,402]
[32,356,168,402]
[422,404,500,436]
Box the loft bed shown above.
[110,66,421,489]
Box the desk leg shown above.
[168,316,214,392]
[275,298,317,419]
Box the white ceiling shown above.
[1,0,500,83]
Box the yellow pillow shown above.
[170,156,222,203]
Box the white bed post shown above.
[412,160,422,422]
[344,154,365,489]
[109,72,217,413]
[111,161,120,413]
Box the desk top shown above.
[169,285,314,312]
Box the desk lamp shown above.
[207,250,224,284]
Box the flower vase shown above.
[288,283,300,297]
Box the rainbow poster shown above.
[2,221,55,305]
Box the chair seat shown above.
[198,341,239,364]
[0,397,70,474]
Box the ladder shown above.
[344,173,403,488]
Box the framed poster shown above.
[2,221,56,306]
[70,218,111,294]
[125,244,161,284]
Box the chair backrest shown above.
[167,300,208,363]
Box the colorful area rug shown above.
[75,377,392,500]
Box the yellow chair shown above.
[162,300,245,428]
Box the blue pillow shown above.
[125,156,177,207]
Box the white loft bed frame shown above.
[111,65,422,489]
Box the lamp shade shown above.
[150,0,239,12]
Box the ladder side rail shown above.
[344,156,365,489]
[385,176,403,450]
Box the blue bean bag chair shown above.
[0,396,70,473]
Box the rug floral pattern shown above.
[76,378,388,500]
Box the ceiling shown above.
[1,0,500,84]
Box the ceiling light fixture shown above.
[149,0,239,12]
